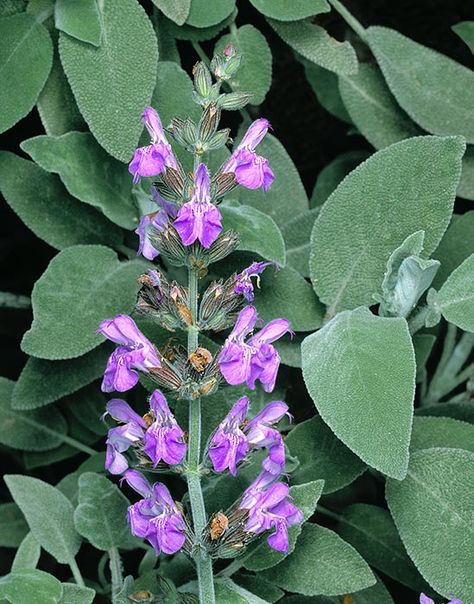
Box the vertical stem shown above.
[328,0,367,40]
[186,268,216,604]
[69,557,85,588]
[109,547,123,602]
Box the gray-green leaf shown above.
[366,26,474,143]
[0,13,53,133]
[302,308,415,479]
[54,0,101,46]
[12,533,41,571]
[21,245,146,360]
[452,21,474,53]
[410,416,474,453]
[249,0,329,21]
[59,583,96,604]
[281,208,320,277]
[310,136,464,314]
[152,0,191,26]
[5,474,81,564]
[386,448,474,602]
[185,0,235,28]
[0,503,29,548]
[0,569,62,604]
[59,0,158,162]
[432,212,474,288]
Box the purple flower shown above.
[218,305,291,392]
[240,476,303,553]
[143,390,187,466]
[135,190,178,261]
[129,107,178,184]
[208,399,289,476]
[234,261,275,302]
[98,315,161,393]
[104,399,146,474]
[174,163,222,248]
[208,396,249,475]
[420,596,462,604]
[122,470,186,555]
[223,119,274,191]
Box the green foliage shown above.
[12,533,41,571]
[302,308,415,478]
[310,136,464,314]
[54,0,101,46]
[185,0,235,28]
[22,245,145,359]
[452,21,474,53]
[59,0,158,162]
[0,503,29,548]
[432,211,474,287]
[5,474,81,564]
[386,448,474,602]
[248,0,329,21]
[0,13,52,133]
[310,151,368,207]
[0,569,63,604]
[410,416,474,453]
[152,0,191,26]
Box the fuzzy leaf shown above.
[410,416,474,453]
[0,503,29,548]
[303,61,351,123]
[261,524,375,596]
[74,472,133,550]
[215,25,272,105]
[366,26,474,142]
[433,212,474,287]
[12,533,41,571]
[185,0,234,27]
[0,569,62,604]
[458,146,474,200]
[452,21,474,53]
[59,584,96,604]
[55,0,101,46]
[21,245,146,360]
[0,152,123,250]
[59,0,158,162]
[310,136,464,314]
[386,448,474,602]
[22,133,138,230]
[286,416,366,493]
[249,0,329,21]
[152,0,191,26]
[5,475,81,564]
[302,308,415,479]
[0,13,53,133]
[281,208,319,277]
[268,18,358,76]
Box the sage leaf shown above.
[0,503,29,548]
[0,377,68,451]
[215,578,270,604]
[152,0,191,26]
[432,211,474,288]
[54,0,101,46]
[59,584,96,604]
[281,208,320,277]
[5,474,81,565]
[302,308,415,479]
[386,448,474,602]
[22,132,138,230]
[74,472,133,550]
[286,416,366,493]
[220,203,286,266]
[21,245,146,360]
[410,416,474,453]
[185,0,235,28]
[458,146,474,200]
[233,575,283,604]
[249,0,329,21]
[366,26,474,142]
[310,136,464,314]
[163,11,236,42]
[59,0,158,162]
[215,25,272,105]
[303,61,351,124]
[430,254,474,332]
[0,569,62,604]
[261,524,375,596]
[0,13,53,133]
[452,21,474,53]
[0,152,123,251]
[416,401,474,424]
[268,18,358,76]
[12,533,41,571]
[310,151,368,208]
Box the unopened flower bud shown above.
[198,103,221,142]
[193,61,212,98]
[217,91,253,111]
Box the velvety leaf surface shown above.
[185,0,235,28]
[302,308,415,479]
[303,62,351,123]
[59,0,158,161]
[339,63,422,150]
[74,472,133,550]
[22,246,146,359]
[234,575,283,604]
[337,503,431,592]
[416,400,474,424]
[253,265,324,331]
[458,146,474,200]
[152,0,191,25]
[12,344,112,410]
[238,134,308,227]
[220,203,286,266]
[0,13,52,133]
[249,0,329,21]
[310,136,464,314]
[431,254,474,332]
[0,377,68,451]
[59,583,96,604]
[410,416,474,453]
[12,533,41,571]
[0,503,29,548]
[214,578,269,604]
[367,26,474,142]
[386,448,474,602]
[432,212,474,287]
[452,20,474,52]
[22,132,138,229]
[0,569,62,604]
[268,18,358,76]
[310,151,368,207]
[5,474,81,564]
[0,152,123,250]
[163,11,235,42]
[261,524,375,596]
[215,25,272,105]
[281,208,319,277]
[54,0,101,46]
[413,333,436,381]
[286,416,366,493]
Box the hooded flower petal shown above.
[234,261,275,302]
[208,397,249,475]
[105,398,147,427]
[143,390,186,466]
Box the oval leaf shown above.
[249,0,329,21]
[59,0,158,161]
[54,0,102,46]
[302,308,415,479]
[431,254,474,332]
[310,136,464,314]
[0,569,62,604]
[185,0,235,28]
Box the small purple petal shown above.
[143,107,166,144]
[106,399,146,427]
[122,469,153,498]
[239,118,271,151]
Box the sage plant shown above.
[99,45,301,602]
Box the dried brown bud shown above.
[210,512,229,540]
[188,347,213,372]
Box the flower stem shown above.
[69,557,85,587]
[186,267,216,604]
[109,547,123,602]
[408,305,429,335]
[328,0,367,40]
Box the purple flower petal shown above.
[239,118,271,150]
[419,596,435,604]
[106,399,146,427]
[208,397,249,475]
[122,469,153,498]
[143,390,186,466]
